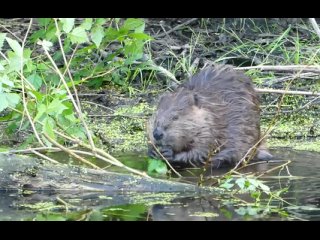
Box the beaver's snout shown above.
[153,127,164,140]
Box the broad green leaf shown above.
[105,27,120,41]
[43,117,56,140]
[123,18,145,33]
[27,73,43,90]
[124,40,144,61]
[28,90,44,102]
[0,33,6,50]
[6,37,22,56]
[91,25,104,48]
[0,62,4,71]
[34,104,46,122]
[38,18,51,27]
[66,126,86,139]
[0,94,9,112]
[0,75,14,87]
[59,18,75,33]
[6,93,20,107]
[47,98,68,115]
[128,33,153,41]
[81,18,92,30]
[147,158,167,175]
[96,18,106,26]
[69,26,89,44]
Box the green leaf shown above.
[0,62,4,71]
[124,40,144,61]
[27,73,43,90]
[0,94,9,112]
[34,104,46,122]
[47,98,68,115]
[0,33,6,51]
[96,18,106,26]
[123,18,145,33]
[105,27,121,41]
[59,18,75,33]
[128,33,153,41]
[81,18,93,30]
[43,117,56,140]
[0,75,14,87]
[38,18,52,27]
[28,90,44,102]
[91,25,104,48]
[147,158,167,175]
[6,37,22,56]
[6,93,20,107]
[0,93,20,110]
[69,26,89,44]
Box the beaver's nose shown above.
[153,128,163,140]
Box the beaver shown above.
[147,65,272,168]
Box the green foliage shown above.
[147,158,168,175]
[0,18,152,148]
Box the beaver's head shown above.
[149,88,207,153]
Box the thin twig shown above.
[0,23,23,42]
[149,141,182,178]
[235,65,320,73]
[43,132,101,170]
[54,19,82,113]
[30,149,60,164]
[40,41,97,152]
[19,19,44,146]
[156,18,198,38]
[309,18,320,39]
[256,88,320,96]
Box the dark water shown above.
[1,148,320,221]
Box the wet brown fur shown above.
[148,65,272,168]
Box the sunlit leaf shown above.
[147,158,167,175]
[69,26,89,44]
[27,73,43,90]
[6,93,20,107]
[47,98,68,115]
[123,18,145,33]
[6,37,22,56]
[60,18,75,33]
[38,18,51,27]
[91,25,104,48]
[81,18,93,30]
[128,33,153,40]
[0,94,8,111]
[0,75,14,87]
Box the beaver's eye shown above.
[172,115,179,121]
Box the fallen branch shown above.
[256,88,320,96]
[235,65,320,73]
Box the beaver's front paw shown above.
[159,147,174,161]
[211,149,238,169]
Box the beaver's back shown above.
[148,65,272,168]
